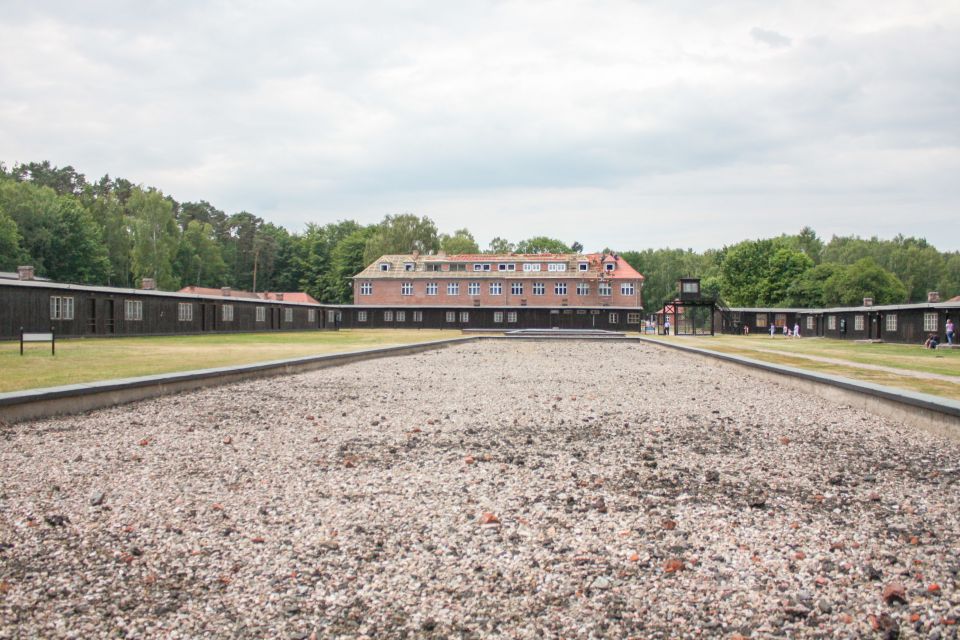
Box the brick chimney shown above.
[928,291,941,303]
[16,265,34,281]
[221,287,231,297]
[275,293,284,301]
[863,297,873,307]
[141,277,156,290]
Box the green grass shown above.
[650,334,960,399]
[0,329,460,393]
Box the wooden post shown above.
[20,326,24,356]
[51,326,55,356]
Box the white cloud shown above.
[1,0,958,250]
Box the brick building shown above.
[353,252,643,308]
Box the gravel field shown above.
[1,340,959,639]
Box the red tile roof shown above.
[178,286,319,304]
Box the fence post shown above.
[51,326,55,356]
[20,326,24,356]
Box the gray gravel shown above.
[1,340,959,639]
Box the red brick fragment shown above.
[664,558,684,573]
[478,512,500,525]
[882,581,907,605]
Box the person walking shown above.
[769,322,775,338]
[947,318,955,345]
[664,317,671,336]
[793,322,801,338]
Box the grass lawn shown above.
[651,334,960,400]
[0,329,460,393]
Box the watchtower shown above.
[657,277,716,336]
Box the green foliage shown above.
[47,197,110,283]
[0,207,26,269]
[439,228,480,254]
[620,248,718,311]
[176,221,227,286]
[486,237,515,253]
[718,238,813,306]
[821,258,908,306]
[129,187,180,289]
[515,236,571,254]
[325,226,377,303]
[363,214,439,264]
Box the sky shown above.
[1,1,958,252]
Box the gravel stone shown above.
[1,341,959,638]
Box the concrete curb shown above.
[0,337,478,424]
[637,337,960,440]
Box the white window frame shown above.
[854,315,864,331]
[498,263,515,271]
[827,315,836,330]
[384,310,393,322]
[284,308,293,323]
[682,281,699,294]
[222,304,234,322]
[532,282,545,295]
[924,313,938,332]
[555,282,567,295]
[627,312,641,324]
[468,282,481,296]
[178,302,193,322]
[756,313,768,328]
[621,283,635,296]
[522,263,541,272]
[507,311,518,323]
[885,313,897,332]
[447,282,459,295]
[412,311,423,322]
[256,306,266,322]
[489,282,502,295]
[125,299,143,321]
[404,262,415,272]
[576,283,589,296]
[401,282,413,296]
[357,311,368,322]
[360,282,373,296]
[473,263,491,272]
[547,263,567,272]
[775,313,787,327]
[396,310,405,322]
[50,296,75,320]
[511,282,523,295]
[598,283,612,297]
[604,262,615,272]
[445,311,456,323]
[308,309,317,323]
[609,312,619,324]
[806,316,814,330]
[578,262,589,271]
[379,263,390,271]
[459,311,469,323]
[426,282,438,296]
[494,311,504,323]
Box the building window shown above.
[473,263,491,272]
[621,283,635,296]
[885,314,897,332]
[222,304,234,322]
[426,282,438,295]
[357,311,368,322]
[449,263,467,272]
[682,281,699,293]
[627,313,641,324]
[494,311,504,323]
[604,262,615,272]
[426,264,442,272]
[854,315,864,331]
[555,282,567,295]
[308,309,317,323]
[511,282,523,295]
[498,263,515,271]
[578,262,589,271]
[522,263,541,272]
[384,311,393,322]
[532,282,545,295]
[774,313,786,327]
[576,283,589,296]
[396,310,406,322]
[460,311,469,323]
[598,283,612,297]
[806,316,814,330]
[507,311,518,323]
[827,315,836,330]
[178,302,193,322]
[489,282,502,295]
[125,300,143,321]
[284,308,293,323]
[360,282,373,295]
[401,282,413,296]
[404,262,415,272]
[50,296,75,320]
[412,311,422,322]
[924,313,938,332]
[446,311,456,323]
[468,282,481,296]
[256,306,266,322]
[379,263,390,271]
[447,282,459,295]
[609,312,619,324]
[756,313,768,327]
[547,263,567,272]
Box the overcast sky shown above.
[2,1,958,252]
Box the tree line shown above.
[1,161,957,309]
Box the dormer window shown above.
[379,263,390,272]
[473,263,492,272]
[604,262,615,272]
[578,262,589,271]
[404,262,415,272]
